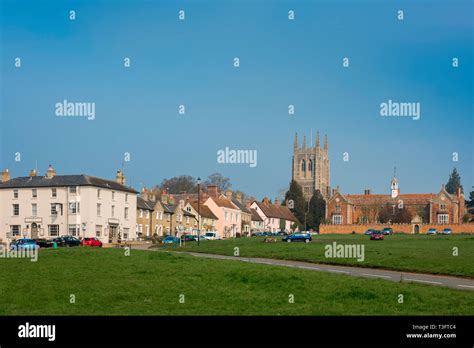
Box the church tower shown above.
[292,131,331,201]
[390,168,399,198]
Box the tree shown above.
[159,175,197,194]
[378,205,393,223]
[205,173,231,192]
[307,190,326,231]
[446,167,463,194]
[284,180,305,229]
[466,191,474,208]
[378,205,412,223]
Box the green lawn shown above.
[156,234,474,278]
[0,247,473,315]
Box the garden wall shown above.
[319,223,474,234]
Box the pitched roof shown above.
[344,193,439,205]
[0,174,138,193]
[254,201,296,221]
[232,198,251,214]
[189,202,218,220]
[250,208,263,222]
[211,196,239,210]
[137,197,154,210]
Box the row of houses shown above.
[0,166,297,243]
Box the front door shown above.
[108,225,118,243]
[31,223,38,239]
[414,225,420,234]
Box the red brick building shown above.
[326,176,465,225]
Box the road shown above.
[133,244,474,291]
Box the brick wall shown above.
[319,223,474,234]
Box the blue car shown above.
[364,229,374,235]
[11,239,38,250]
[282,233,312,243]
[441,228,452,235]
[427,228,437,235]
[162,236,180,244]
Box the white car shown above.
[203,232,220,240]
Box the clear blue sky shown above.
[1,0,472,199]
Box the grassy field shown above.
[0,247,473,315]
[156,234,474,278]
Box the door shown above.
[31,223,38,239]
[414,225,420,234]
[108,225,118,243]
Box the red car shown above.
[370,231,384,240]
[81,237,103,247]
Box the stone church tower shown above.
[292,132,330,201]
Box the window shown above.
[146,225,149,235]
[97,189,101,198]
[13,190,18,199]
[32,203,37,217]
[440,204,447,210]
[69,202,80,214]
[112,191,115,200]
[10,225,20,237]
[123,228,129,240]
[301,159,306,172]
[97,203,101,216]
[69,186,77,194]
[95,225,102,237]
[52,188,57,198]
[32,189,37,198]
[146,211,150,219]
[335,205,341,213]
[166,214,170,221]
[360,216,369,224]
[186,216,190,224]
[438,214,449,224]
[139,209,143,218]
[12,204,19,216]
[138,224,143,233]
[124,207,129,219]
[51,204,58,216]
[68,224,80,237]
[157,211,163,220]
[225,212,228,221]
[111,205,115,217]
[332,215,342,224]
[125,194,128,203]
[48,224,60,237]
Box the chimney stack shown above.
[275,198,280,205]
[245,199,251,209]
[364,189,371,195]
[262,197,270,204]
[1,169,10,183]
[29,169,38,177]
[236,192,243,203]
[46,165,56,178]
[225,190,233,200]
[116,170,125,185]
[207,185,219,198]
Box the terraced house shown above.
[0,166,137,244]
[251,197,297,232]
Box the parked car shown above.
[81,237,103,247]
[370,231,384,240]
[34,239,53,248]
[181,234,196,242]
[382,227,393,235]
[427,228,437,235]
[441,228,452,235]
[10,238,38,250]
[277,231,289,236]
[364,229,375,235]
[282,233,312,243]
[203,232,220,240]
[162,236,180,244]
[51,236,81,247]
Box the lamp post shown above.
[197,177,201,246]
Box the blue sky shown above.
[1,0,472,199]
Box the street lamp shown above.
[197,177,201,246]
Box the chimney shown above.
[207,185,219,198]
[29,169,38,177]
[236,192,243,203]
[161,191,168,205]
[331,188,337,196]
[364,189,371,195]
[169,194,175,206]
[116,170,125,185]
[141,187,149,201]
[275,198,280,205]
[262,197,270,204]
[46,165,56,178]
[1,169,10,183]
[245,199,251,209]
[225,190,233,200]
